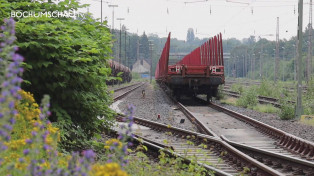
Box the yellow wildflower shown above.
[104,138,123,149]
[91,163,128,176]
[39,161,50,169]
[47,123,59,134]
[45,136,53,145]
[5,139,26,150]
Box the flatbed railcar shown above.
[108,60,132,85]
[155,33,225,101]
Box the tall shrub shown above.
[1,0,114,149]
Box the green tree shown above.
[140,32,149,59]
[1,0,114,150]
[186,28,195,43]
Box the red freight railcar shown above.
[108,60,132,85]
[155,33,224,101]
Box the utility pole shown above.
[128,36,131,69]
[233,56,236,79]
[259,49,263,79]
[101,0,102,23]
[275,17,280,83]
[117,18,124,64]
[307,0,312,83]
[108,5,118,32]
[124,28,128,66]
[282,47,285,81]
[295,0,304,119]
[149,41,154,83]
[137,39,140,63]
[243,55,245,77]
[245,49,248,78]
[252,53,255,80]
[293,44,297,81]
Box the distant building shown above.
[132,59,150,74]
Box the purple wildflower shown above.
[3,124,12,131]
[1,145,8,150]
[23,149,30,155]
[43,144,51,151]
[31,131,37,137]
[82,149,95,162]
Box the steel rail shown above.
[113,82,143,92]
[104,129,231,175]
[222,89,296,108]
[208,102,314,161]
[133,135,233,176]
[176,101,219,137]
[118,115,284,176]
[113,82,145,102]
[160,83,218,137]
[221,135,314,175]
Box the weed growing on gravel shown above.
[220,97,237,106]
[279,95,295,120]
[236,86,258,108]
[253,104,280,114]
[230,83,244,94]
[304,77,314,115]
[216,85,225,100]
[257,79,284,98]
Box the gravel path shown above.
[117,83,198,132]
[215,100,314,142]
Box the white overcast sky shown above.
[78,0,311,41]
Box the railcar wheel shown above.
[206,93,211,102]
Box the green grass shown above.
[221,96,279,114]
[220,97,237,106]
[252,104,280,114]
[300,115,314,127]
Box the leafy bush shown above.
[236,86,258,108]
[230,83,244,94]
[0,21,130,174]
[252,104,279,114]
[1,0,115,149]
[215,85,225,100]
[304,76,314,115]
[279,95,295,120]
[132,72,141,80]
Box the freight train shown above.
[107,60,132,85]
[155,33,225,101]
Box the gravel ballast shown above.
[215,100,314,142]
[117,83,198,132]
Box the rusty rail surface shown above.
[120,115,283,176]
[208,102,314,161]
[113,82,143,92]
[133,135,233,176]
[222,89,296,108]
[113,82,145,102]
[221,136,314,175]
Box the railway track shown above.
[174,96,314,175]
[222,89,296,108]
[224,81,308,93]
[113,82,145,101]
[116,115,282,176]
[110,123,234,176]
[111,83,314,175]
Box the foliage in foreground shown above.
[0,19,129,175]
[1,0,115,150]
[236,86,258,108]
[225,78,314,120]
[1,19,217,175]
